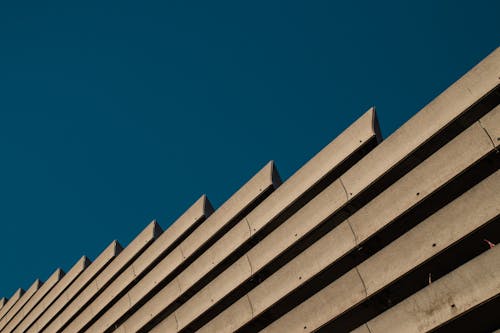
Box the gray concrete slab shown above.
[151,49,500,333]
[0,289,23,325]
[43,221,161,333]
[27,243,120,333]
[354,246,500,333]
[11,256,89,333]
[63,195,213,333]
[0,279,42,327]
[25,241,121,333]
[260,170,500,333]
[114,109,380,333]
[340,47,500,199]
[87,161,281,333]
[198,110,499,333]
[0,268,64,332]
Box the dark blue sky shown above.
[0,1,498,298]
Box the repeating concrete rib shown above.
[10,256,90,333]
[62,195,213,332]
[0,279,43,329]
[351,246,500,333]
[0,268,64,332]
[260,169,500,332]
[166,106,500,332]
[0,289,23,324]
[85,161,280,333]
[26,241,121,333]
[42,221,162,333]
[341,48,499,201]
[0,299,5,311]
[112,108,380,333]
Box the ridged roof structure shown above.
[1,47,499,333]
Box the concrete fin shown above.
[89,161,280,333]
[63,195,214,333]
[363,247,500,333]
[118,108,380,333]
[9,257,89,333]
[43,220,160,333]
[25,240,120,333]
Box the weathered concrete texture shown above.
[87,161,280,333]
[341,47,500,199]
[0,268,64,333]
[64,195,213,333]
[199,159,500,333]
[0,278,43,330]
[43,221,161,333]
[24,241,121,333]
[159,103,500,332]
[11,256,90,333]
[260,170,500,333]
[352,246,500,333]
[115,109,379,333]
[0,299,5,311]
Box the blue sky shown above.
[0,0,498,298]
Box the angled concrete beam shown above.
[260,169,500,333]
[0,299,5,311]
[197,107,500,333]
[63,195,213,332]
[0,289,23,324]
[351,246,500,333]
[43,221,162,333]
[87,161,281,333]
[0,279,42,327]
[25,241,121,333]
[10,256,89,333]
[0,268,63,332]
[340,47,500,199]
[113,109,380,333]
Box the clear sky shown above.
[0,0,498,298]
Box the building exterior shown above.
[0,47,498,333]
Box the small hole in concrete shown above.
[294,233,297,237]
[432,243,436,247]
[451,304,456,308]
[416,192,420,196]
[304,326,307,329]
[299,276,302,280]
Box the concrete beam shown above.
[0,268,63,332]
[10,256,90,333]
[87,161,281,333]
[0,289,23,325]
[148,49,500,332]
[0,279,42,327]
[63,195,213,332]
[197,108,499,333]
[261,170,499,332]
[43,221,162,333]
[340,47,500,199]
[25,240,121,333]
[0,299,5,311]
[352,246,500,333]
[115,109,380,333]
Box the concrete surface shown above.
[352,246,500,333]
[86,161,280,333]
[198,110,500,331]
[10,256,89,333]
[115,108,379,333]
[64,195,213,333]
[25,241,121,333]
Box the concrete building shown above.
[1,47,498,333]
